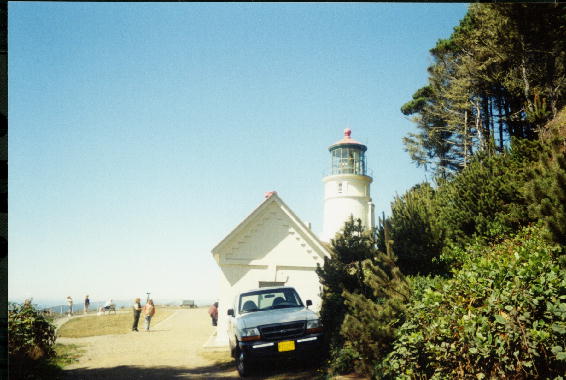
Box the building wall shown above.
[214,201,325,344]
[276,266,321,310]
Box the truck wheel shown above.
[229,338,237,358]
[236,348,252,377]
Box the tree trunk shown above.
[497,94,504,152]
[520,37,533,115]
[475,100,484,151]
[464,110,468,168]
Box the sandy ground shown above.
[58,308,236,379]
[57,308,320,379]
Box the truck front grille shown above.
[259,321,306,341]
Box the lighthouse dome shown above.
[328,128,367,152]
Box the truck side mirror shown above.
[227,308,234,316]
[306,300,312,308]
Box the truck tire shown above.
[229,338,237,358]
[235,347,252,377]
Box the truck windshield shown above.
[239,288,303,314]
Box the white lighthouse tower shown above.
[321,129,375,242]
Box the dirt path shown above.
[57,308,320,379]
[59,308,238,379]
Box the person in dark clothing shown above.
[132,297,142,331]
[84,295,90,314]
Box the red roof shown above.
[329,129,366,150]
[264,191,277,199]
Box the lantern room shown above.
[328,129,367,175]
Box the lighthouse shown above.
[321,129,375,242]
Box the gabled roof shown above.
[211,192,330,259]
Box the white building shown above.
[209,129,374,347]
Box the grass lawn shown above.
[52,343,85,367]
[57,308,176,338]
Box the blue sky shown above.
[8,2,468,305]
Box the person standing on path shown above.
[208,302,218,326]
[84,295,90,314]
[143,299,156,331]
[132,298,142,331]
[66,296,73,316]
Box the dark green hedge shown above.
[384,226,566,379]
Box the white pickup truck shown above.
[227,286,323,377]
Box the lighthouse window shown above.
[337,182,343,193]
[330,147,367,175]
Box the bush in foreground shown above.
[384,225,566,379]
[8,302,57,378]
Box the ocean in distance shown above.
[9,297,216,312]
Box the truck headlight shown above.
[306,319,323,333]
[241,327,261,341]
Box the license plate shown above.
[277,340,295,352]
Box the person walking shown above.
[143,299,156,332]
[84,295,90,314]
[132,298,142,332]
[66,296,73,316]
[208,302,218,326]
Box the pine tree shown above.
[401,3,566,178]
[527,109,566,251]
[316,217,376,358]
[385,183,446,275]
[437,149,533,248]
[339,224,411,377]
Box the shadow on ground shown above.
[63,361,236,379]
[62,359,322,379]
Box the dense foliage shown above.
[435,145,534,248]
[8,302,57,378]
[385,226,566,379]
[382,183,445,275]
[527,121,566,252]
[340,230,410,376]
[317,217,410,376]
[316,217,377,371]
[380,140,538,275]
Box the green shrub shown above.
[384,225,566,379]
[328,344,359,375]
[8,302,57,377]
